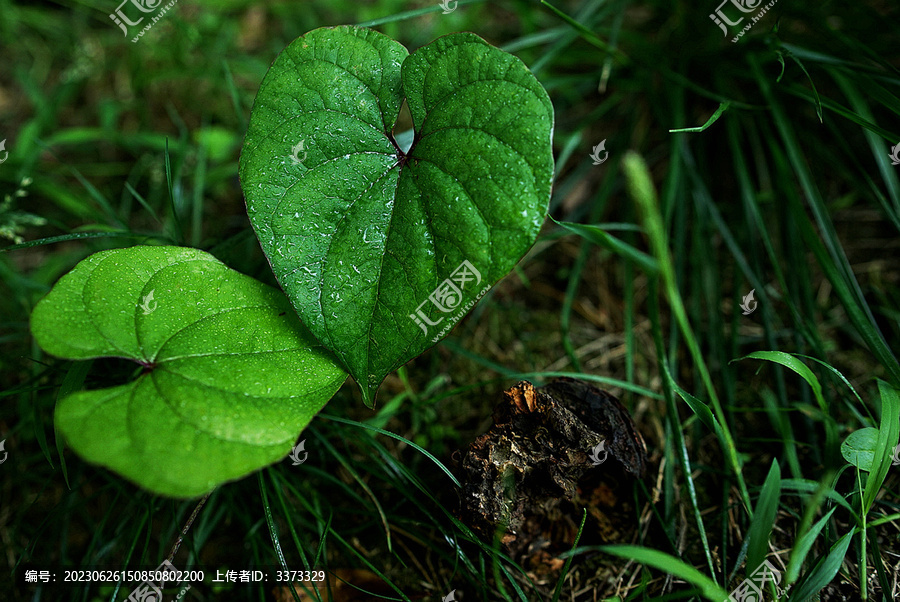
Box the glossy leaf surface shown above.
[240,26,554,405]
[31,246,347,497]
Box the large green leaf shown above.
[239,26,554,406]
[31,246,347,498]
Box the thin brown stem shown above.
[167,490,213,563]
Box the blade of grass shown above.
[268,470,324,602]
[274,469,413,601]
[669,101,732,133]
[862,380,900,513]
[163,138,184,245]
[551,217,660,275]
[760,388,802,479]
[746,459,781,579]
[551,510,588,602]
[734,351,839,465]
[789,529,854,602]
[123,182,164,228]
[259,472,303,602]
[785,506,836,584]
[1,231,170,252]
[190,125,207,248]
[831,72,900,230]
[222,59,246,132]
[601,545,730,601]
[317,414,461,488]
[648,279,717,578]
[750,55,900,387]
[309,427,393,554]
[356,0,483,27]
[55,360,92,488]
[538,0,627,62]
[781,478,858,522]
[624,150,750,511]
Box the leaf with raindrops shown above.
[240,26,555,406]
[31,246,347,498]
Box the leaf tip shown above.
[359,378,382,409]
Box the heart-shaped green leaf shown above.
[31,246,347,498]
[240,26,554,406]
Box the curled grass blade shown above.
[669,101,732,133]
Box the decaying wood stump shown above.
[454,378,648,583]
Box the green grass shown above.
[2,0,899,600]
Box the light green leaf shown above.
[31,246,347,498]
[240,26,554,406]
[841,427,879,472]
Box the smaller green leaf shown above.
[790,530,854,602]
[785,506,836,584]
[746,459,781,577]
[31,246,347,498]
[668,371,727,444]
[841,427,879,471]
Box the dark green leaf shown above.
[240,26,554,406]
